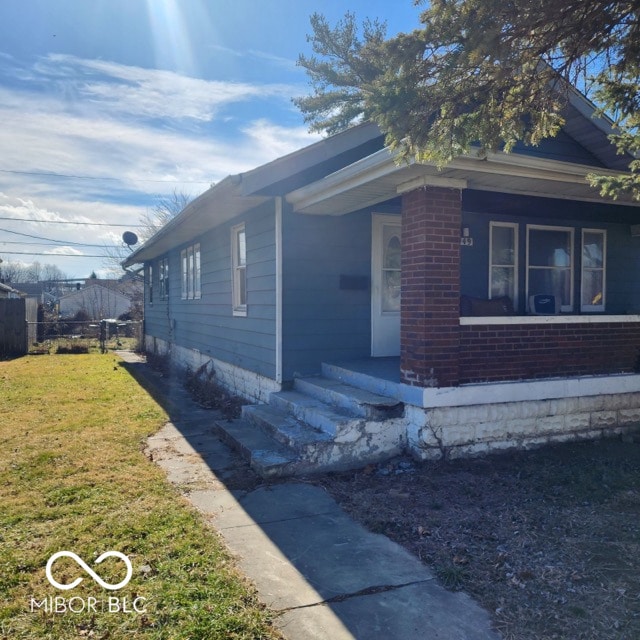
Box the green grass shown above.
[0,354,281,639]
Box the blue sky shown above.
[0,0,421,278]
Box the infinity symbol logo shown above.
[46,551,133,591]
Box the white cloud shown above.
[35,54,299,122]
[44,246,85,256]
[0,54,320,276]
[242,119,322,160]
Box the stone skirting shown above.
[406,390,640,460]
[145,337,281,404]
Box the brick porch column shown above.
[401,186,462,387]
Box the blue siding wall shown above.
[144,200,277,378]
[512,129,605,167]
[281,206,380,378]
[461,191,640,314]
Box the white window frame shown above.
[489,222,518,305]
[159,257,169,300]
[231,223,247,316]
[193,243,201,299]
[147,264,153,304]
[581,229,606,313]
[526,224,575,313]
[180,243,201,301]
[181,249,187,299]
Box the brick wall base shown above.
[459,322,640,383]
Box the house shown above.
[124,89,640,476]
[0,282,23,299]
[58,278,142,320]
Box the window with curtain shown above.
[489,222,518,306]
[581,229,606,312]
[527,226,574,312]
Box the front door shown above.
[371,214,401,356]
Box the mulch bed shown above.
[313,438,640,640]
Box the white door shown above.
[371,214,401,356]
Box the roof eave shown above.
[286,147,639,216]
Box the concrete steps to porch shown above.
[212,366,405,477]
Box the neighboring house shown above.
[12,282,66,308]
[0,282,23,299]
[58,282,135,320]
[124,89,640,476]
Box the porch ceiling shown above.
[286,148,639,216]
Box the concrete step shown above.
[269,390,362,436]
[294,375,403,420]
[322,361,404,398]
[214,367,407,479]
[242,404,334,450]
[211,418,301,478]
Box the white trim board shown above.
[460,314,640,326]
[419,373,640,409]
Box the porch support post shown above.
[400,186,462,387]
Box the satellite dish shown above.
[122,231,138,247]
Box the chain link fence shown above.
[26,319,143,354]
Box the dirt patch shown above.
[312,438,640,640]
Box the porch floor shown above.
[320,358,428,408]
[327,357,401,383]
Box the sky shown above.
[0,0,422,280]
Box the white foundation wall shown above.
[406,390,640,460]
[144,336,640,462]
[145,336,281,404]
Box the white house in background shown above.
[58,283,133,320]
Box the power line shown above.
[0,250,114,257]
[0,240,113,248]
[0,227,112,247]
[0,168,211,184]
[0,216,144,227]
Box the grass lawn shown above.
[0,353,281,640]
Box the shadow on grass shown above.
[117,353,498,640]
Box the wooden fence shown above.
[0,298,37,357]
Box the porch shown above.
[212,344,640,477]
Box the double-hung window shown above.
[231,223,247,316]
[159,257,169,300]
[489,222,518,306]
[581,229,606,312]
[180,243,201,300]
[147,264,153,304]
[526,225,574,312]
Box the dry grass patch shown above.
[318,440,640,640]
[0,354,281,640]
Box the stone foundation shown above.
[145,337,280,404]
[407,390,640,460]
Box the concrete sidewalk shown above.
[121,352,500,640]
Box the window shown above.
[526,226,574,312]
[159,257,169,300]
[231,224,247,316]
[147,264,153,304]
[581,229,606,312]
[489,222,518,305]
[180,243,201,300]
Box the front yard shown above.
[0,354,281,640]
[319,440,640,640]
